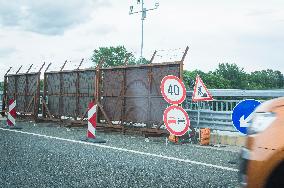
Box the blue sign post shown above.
[232,99,261,134]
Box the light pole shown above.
[129,0,159,61]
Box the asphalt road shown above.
[0,122,240,188]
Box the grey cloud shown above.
[0,47,17,58]
[93,24,116,35]
[246,9,275,16]
[0,0,110,35]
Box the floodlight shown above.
[155,2,159,8]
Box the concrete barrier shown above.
[209,133,246,146]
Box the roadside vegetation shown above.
[183,63,284,90]
[1,46,283,91]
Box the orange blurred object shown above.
[199,128,210,145]
[240,97,284,188]
[168,134,178,143]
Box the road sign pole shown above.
[197,101,201,127]
[197,101,200,137]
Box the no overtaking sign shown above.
[163,105,190,136]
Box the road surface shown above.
[0,122,240,188]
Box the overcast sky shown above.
[0,0,283,80]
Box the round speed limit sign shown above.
[161,75,186,104]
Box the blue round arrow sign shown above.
[232,99,261,134]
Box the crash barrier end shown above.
[81,101,106,144]
[5,99,22,129]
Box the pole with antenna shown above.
[129,0,159,62]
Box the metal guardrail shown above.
[187,89,284,97]
[184,89,284,132]
[185,109,235,132]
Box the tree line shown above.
[183,63,284,90]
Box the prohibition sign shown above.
[163,105,190,136]
[160,75,186,104]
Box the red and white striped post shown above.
[7,99,16,127]
[87,101,97,139]
[82,101,106,143]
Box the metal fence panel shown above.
[7,76,15,100]
[100,63,181,126]
[4,72,40,117]
[78,70,96,115]
[44,69,96,118]
[46,73,60,115]
[62,72,77,117]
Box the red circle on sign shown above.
[160,75,186,104]
[163,105,190,136]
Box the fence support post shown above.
[59,60,67,121]
[1,67,12,116]
[180,46,189,81]
[75,59,84,120]
[42,63,51,119]
[95,59,103,126]
[34,62,45,121]
[149,50,157,63]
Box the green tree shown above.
[136,57,150,65]
[249,69,284,89]
[205,71,231,89]
[91,46,149,67]
[183,65,284,90]
[183,70,207,89]
[183,70,231,89]
[214,63,249,89]
[91,46,135,67]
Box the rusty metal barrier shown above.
[98,62,181,127]
[96,47,189,134]
[2,63,45,120]
[2,47,188,136]
[42,61,97,124]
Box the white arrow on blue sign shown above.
[232,99,261,134]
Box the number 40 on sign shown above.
[160,75,186,104]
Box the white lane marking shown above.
[0,127,239,172]
[189,144,240,153]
